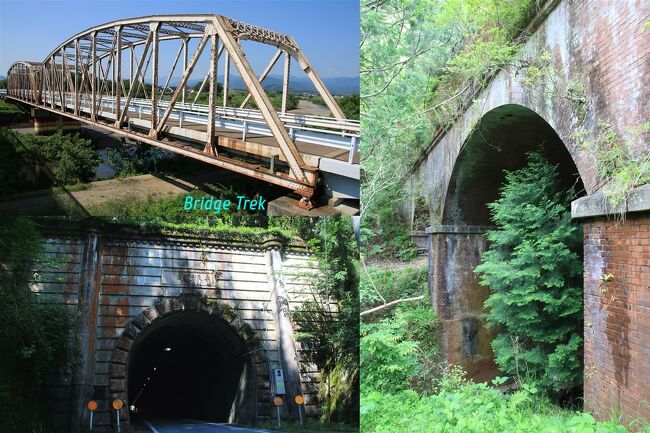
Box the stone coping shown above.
[571,184,650,219]
[31,217,310,253]
[424,225,494,235]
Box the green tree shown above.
[337,94,360,120]
[48,131,100,184]
[474,152,583,397]
[16,130,100,185]
[292,218,360,424]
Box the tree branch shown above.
[360,296,424,317]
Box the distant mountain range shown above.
[174,74,359,95]
[0,73,358,94]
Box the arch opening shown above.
[126,310,253,424]
[432,104,586,388]
[443,103,585,225]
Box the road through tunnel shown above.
[126,310,254,424]
[430,104,586,382]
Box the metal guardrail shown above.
[39,91,359,164]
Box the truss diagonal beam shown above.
[240,48,282,108]
[6,14,356,198]
[214,15,308,182]
[117,31,153,126]
[155,32,210,135]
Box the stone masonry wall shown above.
[29,223,322,432]
[427,226,500,383]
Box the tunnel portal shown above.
[126,311,250,423]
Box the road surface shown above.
[144,418,283,433]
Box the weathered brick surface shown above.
[414,0,649,425]
[583,213,650,424]
[428,227,501,382]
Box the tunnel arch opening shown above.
[433,103,586,386]
[110,297,261,429]
[127,310,249,423]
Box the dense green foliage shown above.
[337,94,360,120]
[474,152,583,397]
[0,99,23,112]
[362,384,650,433]
[361,0,535,221]
[361,303,437,394]
[360,206,418,260]
[291,218,360,424]
[0,128,100,191]
[0,218,74,432]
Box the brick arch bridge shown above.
[405,0,650,423]
[30,220,325,432]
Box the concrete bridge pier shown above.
[30,108,80,134]
[426,225,500,382]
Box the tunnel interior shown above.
[127,310,250,423]
[443,104,586,225]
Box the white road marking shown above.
[144,418,161,433]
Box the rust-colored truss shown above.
[6,14,351,197]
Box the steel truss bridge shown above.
[6,14,359,203]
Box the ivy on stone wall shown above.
[0,218,74,432]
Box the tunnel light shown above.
[163,347,172,352]
[153,367,157,371]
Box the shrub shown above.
[474,151,583,397]
[361,384,649,433]
[361,303,436,394]
[49,132,100,184]
[18,130,100,185]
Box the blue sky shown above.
[0,0,359,79]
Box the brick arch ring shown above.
[108,292,264,427]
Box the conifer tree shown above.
[474,152,583,396]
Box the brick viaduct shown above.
[30,220,325,432]
[404,0,650,423]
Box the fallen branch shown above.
[360,295,424,317]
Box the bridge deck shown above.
[36,93,360,173]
